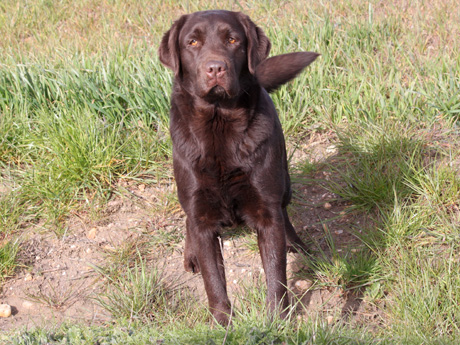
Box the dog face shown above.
[159,10,271,101]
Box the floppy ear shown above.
[158,15,188,76]
[255,52,319,93]
[237,13,271,75]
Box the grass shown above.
[0,239,19,282]
[93,253,199,324]
[24,279,89,311]
[1,0,460,343]
[300,225,380,291]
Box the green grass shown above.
[0,239,19,282]
[93,252,200,324]
[1,0,460,343]
[300,226,380,291]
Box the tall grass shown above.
[0,53,172,231]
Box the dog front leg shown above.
[247,207,289,317]
[188,219,231,325]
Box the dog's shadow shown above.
[285,152,377,323]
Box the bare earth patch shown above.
[0,136,382,331]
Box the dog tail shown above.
[255,52,319,93]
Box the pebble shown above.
[22,301,33,309]
[24,273,33,281]
[323,202,332,210]
[327,315,334,325]
[294,280,313,291]
[138,184,146,192]
[87,228,97,240]
[0,304,11,318]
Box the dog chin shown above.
[204,85,231,101]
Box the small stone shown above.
[87,228,97,240]
[0,304,11,318]
[22,301,33,309]
[24,273,33,281]
[323,202,332,210]
[294,280,313,291]
[138,184,146,192]
[223,240,231,247]
[327,315,334,325]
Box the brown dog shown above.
[159,10,318,325]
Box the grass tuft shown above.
[94,253,199,325]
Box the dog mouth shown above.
[207,85,229,99]
[198,74,239,101]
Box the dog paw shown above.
[210,305,233,326]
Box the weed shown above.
[0,239,19,281]
[94,253,198,325]
[24,279,90,310]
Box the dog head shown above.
[159,10,271,101]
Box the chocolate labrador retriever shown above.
[159,10,318,325]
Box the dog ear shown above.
[237,13,271,75]
[255,52,319,93]
[158,15,188,76]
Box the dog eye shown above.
[228,37,236,44]
[189,39,198,46]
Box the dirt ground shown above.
[0,134,382,331]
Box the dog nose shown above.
[205,60,227,79]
